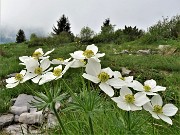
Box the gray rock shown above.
[158,45,171,51]
[4,124,27,135]
[137,49,151,55]
[28,126,42,134]
[120,50,129,54]
[19,111,43,124]
[121,67,131,75]
[0,114,14,129]
[10,98,17,106]
[47,114,58,128]
[10,106,28,116]
[14,115,20,123]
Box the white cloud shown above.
[1,0,180,35]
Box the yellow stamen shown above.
[34,67,43,75]
[98,72,110,82]
[125,94,135,103]
[153,105,163,114]
[15,73,23,81]
[83,50,94,58]
[56,58,64,62]
[144,85,151,92]
[32,51,42,59]
[53,68,62,77]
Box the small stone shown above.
[55,102,61,110]
[0,114,14,129]
[47,114,58,128]
[29,126,42,134]
[19,111,43,124]
[137,49,151,55]
[120,50,129,54]
[10,106,29,116]
[121,67,131,75]
[158,45,171,51]
[4,124,27,135]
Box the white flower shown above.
[112,86,150,111]
[6,70,27,88]
[51,57,71,65]
[143,95,178,125]
[68,59,86,68]
[70,44,105,62]
[131,79,166,95]
[24,58,52,83]
[19,48,54,64]
[82,59,115,97]
[108,71,134,89]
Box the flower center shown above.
[125,94,135,103]
[83,50,94,58]
[98,72,110,82]
[143,85,151,92]
[15,73,23,81]
[56,58,64,62]
[32,51,42,59]
[34,67,43,75]
[80,59,87,65]
[153,105,163,114]
[53,68,62,77]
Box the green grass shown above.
[0,39,180,134]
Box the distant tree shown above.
[16,29,26,43]
[30,33,38,41]
[101,18,114,34]
[79,26,94,42]
[52,14,71,35]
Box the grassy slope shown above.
[0,40,180,134]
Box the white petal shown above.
[20,70,26,76]
[32,75,41,83]
[134,92,150,106]
[85,59,101,76]
[6,77,17,84]
[152,86,166,92]
[51,59,62,64]
[25,58,39,72]
[113,71,122,78]
[69,59,85,68]
[44,48,54,56]
[144,92,158,95]
[95,53,105,58]
[158,114,172,125]
[143,102,153,112]
[23,72,36,82]
[111,96,123,104]
[144,79,156,89]
[99,82,114,97]
[70,51,85,59]
[107,78,126,89]
[6,82,19,88]
[151,112,160,119]
[35,48,43,55]
[151,95,163,106]
[129,104,142,111]
[117,102,131,111]
[163,104,178,116]
[40,59,51,71]
[124,76,133,83]
[82,73,100,83]
[19,56,31,63]
[131,80,144,91]
[86,44,98,54]
[39,72,55,85]
[91,56,101,62]
[101,67,113,78]
[120,86,132,97]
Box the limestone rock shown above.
[4,124,27,135]
[14,115,20,123]
[47,114,58,128]
[0,114,14,129]
[158,45,171,51]
[10,106,28,116]
[137,49,151,55]
[19,111,43,124]
[121,67,131,75]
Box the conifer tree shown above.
[16,29,26,43]
[52,14,71,35]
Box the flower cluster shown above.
[6,44,178,125]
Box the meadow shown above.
[0,38,180,134]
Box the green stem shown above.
[152,118,155,135]
[52,102,67,135]
[127,111,131,131]
[88,113,94,135]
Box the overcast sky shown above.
[1,0,180,35]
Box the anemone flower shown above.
[131,79,166,95]
[6,70,27,88]
[19,48,54,65]
[108,71,134,89]
[51,57,71,65]
[82,59,116,97]
[111,86,150,111]
[24,58,52,83]
[70,44,105,62]
[143,95,178,125]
